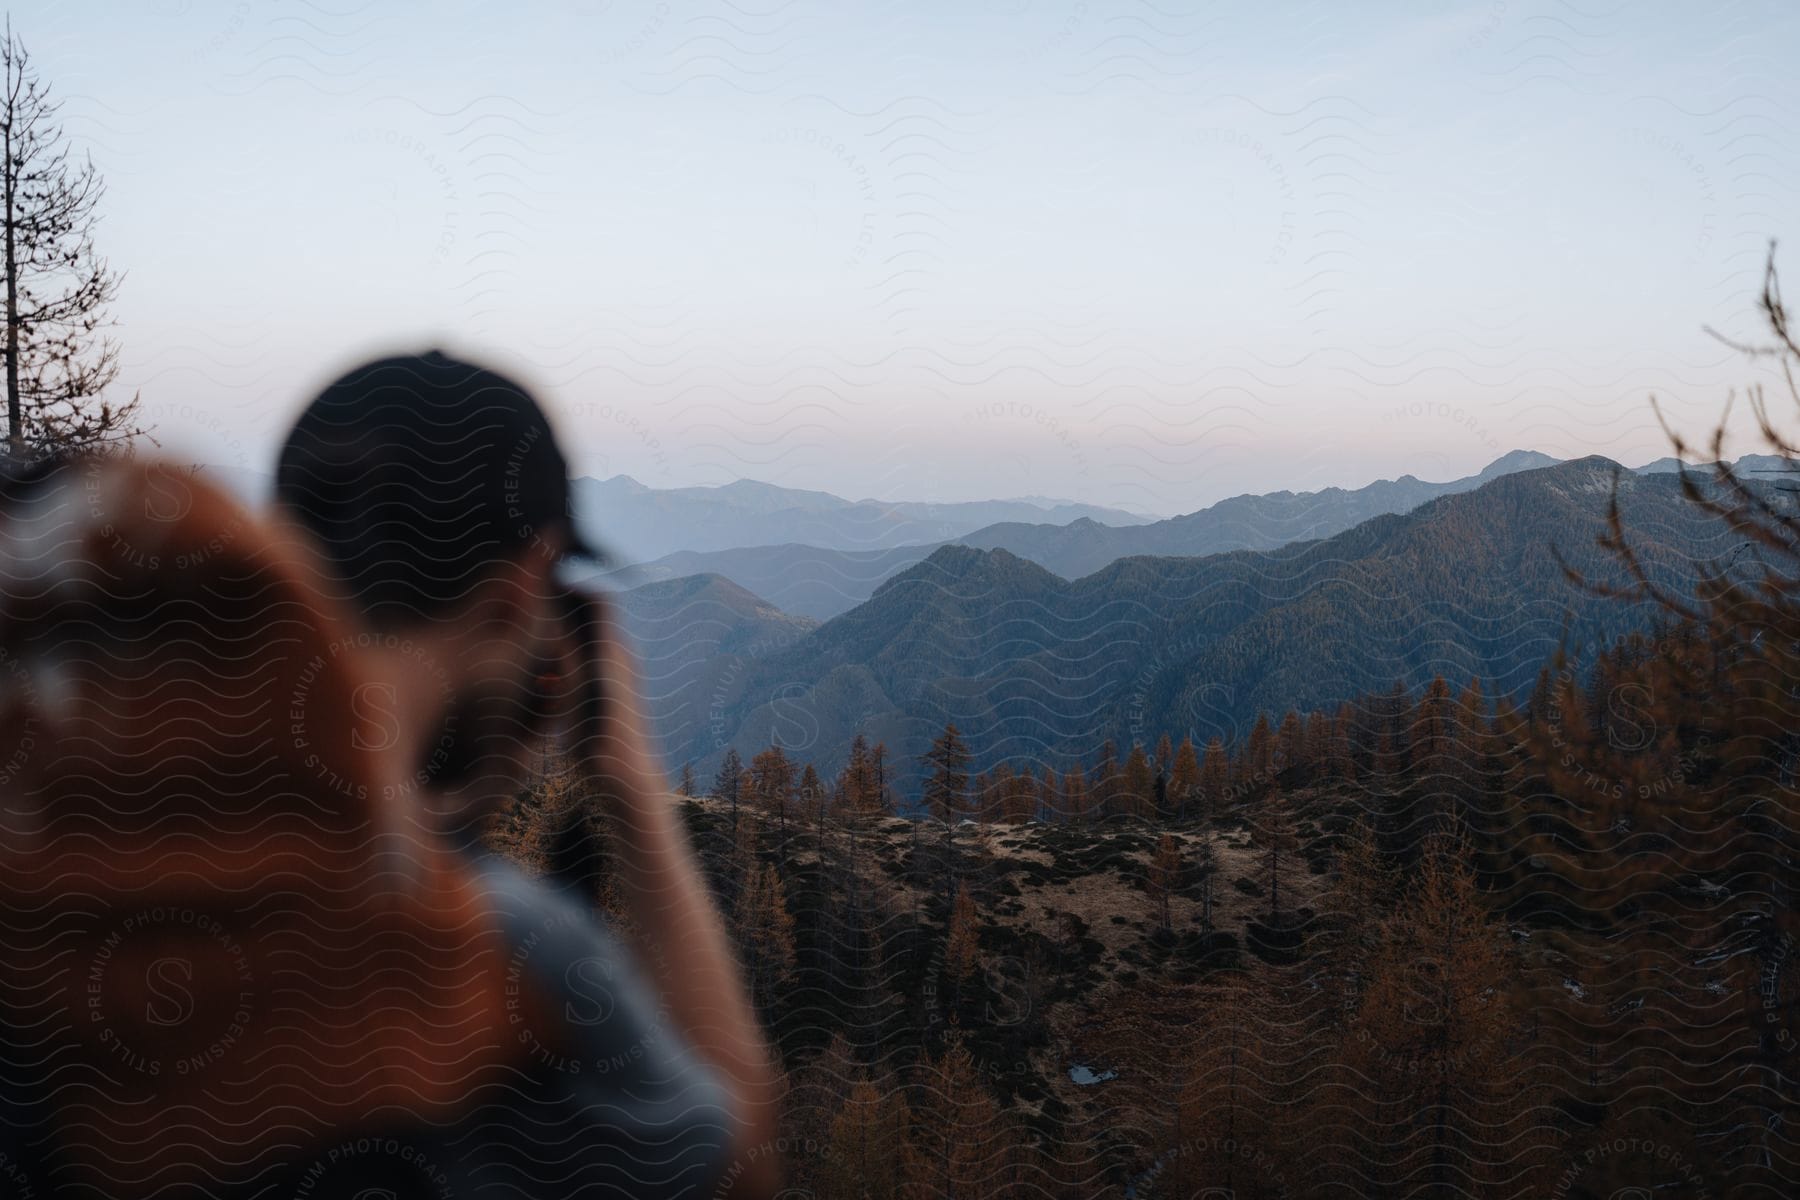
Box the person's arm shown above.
[577,604,782,1199]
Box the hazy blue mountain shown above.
[601,542,938,621]
[612,450,1567,619]
[609,573,817,769]
[1632,452,1788,476]
[656,458,1745,789]
[570,474,1149,564]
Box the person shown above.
[0,457,556,1195]
[272,350,781,1196]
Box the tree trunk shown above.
[4,90,19,458]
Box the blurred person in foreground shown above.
[0,457,619,1195]
[272,350,780,1196]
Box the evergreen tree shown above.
[920,722,971,824]
[1148,833,1182,932]
[817,1074,912,1200]
[713,746,746,826]
[1198,737,1229,820]
[0,26,141,459]
[1276,709,1306,778]
[1346,842,1553,1196]
[906,1036,1019,1198]
[734,859,797,1015]
[1169,736,1200,821]
[1256,782,1298,917]
[750,744,797,853]
[1091,739,1121,819]
[1241,711,1275,789]
[944,880,981,1010]
[1122,743,1155,821]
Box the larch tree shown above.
[1122,743,1155,821]
[1148,832,1182,932]
[713,747,746,826]
[906,1035,1019,1199]
[1194,824,1218,929]
[1,24,139,459]
[944,880,981,1010]
[1090,739,1121,819]
[1276,709,1306,778]
[837,733,876,816]
[921,721,972,898]
[749,744,796,849]
[734,859,797,1016]
[920,722,971,824]
[1241,712,1275,788]
[817,1074,912,1200]
[1059,761,1090,823]
[1169,736,1200,821]
[1256,781,1298,917]
[1198,737,1229,819]
[1346,842,1553,1197]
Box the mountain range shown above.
[625,457,1756,790]
[570,475,1149,564]
[604,449,1571,619]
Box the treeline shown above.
[684,672,1512,841]
[497,614,1791,1196]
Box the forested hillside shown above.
[604,450,1564,618]
[649,458,1748,793]
[494,590,1800,1197]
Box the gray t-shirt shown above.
[436,852,738,1197]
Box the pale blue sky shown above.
[19,0,1800,515]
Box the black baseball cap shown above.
[275,349,601,626]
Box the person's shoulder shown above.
[453,851,737,1195]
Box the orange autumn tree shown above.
[734,859,797,1015]
[944,880,981,1012]
[1147,832,1182,932]
[1344,840,1554,1198]
[818,1073,914,1200]
[905,1034,1021,1198]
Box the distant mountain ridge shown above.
[642,457,1756,790]
[608,449,1571,618]
[571,474,1150,564]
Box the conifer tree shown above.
[1060,761,1091,823]
[713,746,746,826]
[1198,737,1229,819]
[734,859,798,1015]
[906,1035,1018,1198]
[1327,703,1358,780]
[1276,709,1305,778]
[1256,782,1298,917]
[1169,736,1200,821]
[817,1074,912,1200]
[944,880,981,1010]
[1347,842,1553,1196]
[1241,711,1275,789]
[0,25,141,459]
[1122,743,1155,821]
[750,744,797,857]
[1148,833,1182,932]
[1091,739,1121,819]
[920,722,971,824]
[1193,824,1218,930]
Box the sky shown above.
[18,0,1800,517]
